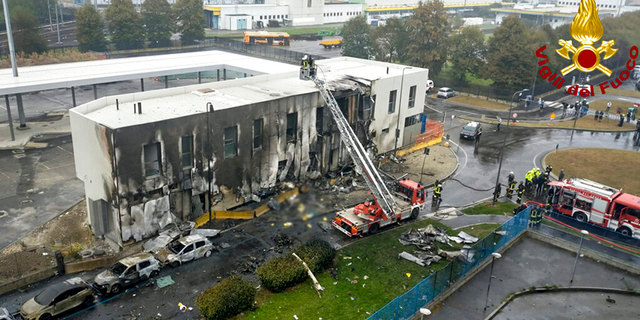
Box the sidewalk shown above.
[0,112,71,150]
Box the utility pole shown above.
[54,1,61,43]
[393,66,412,155]
[59,1,64,24]
[2,0,18,77]
[47,0,53,32]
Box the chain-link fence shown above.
[365,207,530,320]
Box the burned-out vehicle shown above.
[156,234,214,267]
[0,308,15,320]
[20,277,96,320]
[94,253,161,294]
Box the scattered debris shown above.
[220,243,231,249]
[268,198,282,211]
[318,221,332,232]
[190,228,221,238]
[495,230,506,236]
[273,233,293,253]
[457,231,478,243]
[293,252,324,297]
[406,273,411,278]
[398,252,428,267]
[222,220,236,229]
[399,225,451,250]
[156,276,175,288]
[283,222,293,227]
[363,275,369,280]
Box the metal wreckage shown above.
[397,224,480,267]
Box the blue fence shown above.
[365,207,530,320]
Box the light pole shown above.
[206,102,215,227]
[570,230,589,284]
[483,252,502,314]
[420,308,432,320]
[393,66,412,155]
[419,147,430,184]
[493,89,528,205]
[2,0,18,77]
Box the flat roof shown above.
[492,6,616,17]
[72,57,426,130]
[0,50,298,96]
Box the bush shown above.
[257,238,336,293]
[195,276,256,320]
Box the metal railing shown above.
[365,207,530,320]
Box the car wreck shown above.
[94,253,161,294]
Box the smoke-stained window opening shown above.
[408,85,417,109]
[224,126,238,158]
[388,90,397,114]
[181,135,193,169]
[253,118,263,149]
[143,142,161,177]
[286,112,298,142]
[316,107,324,134]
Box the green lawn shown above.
[456,224,502,240]
[244,219,501,319]
[462,201,518,216]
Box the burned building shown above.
[70,56,428,249]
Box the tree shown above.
[11,7,47,54]
[451,14,464,30]
[105,0,145,50]
[76,4,107,52]
[174,0,205,45]
[142,0,173,47]
[0,0,50,26]
[371,17,409,63]
[448,26,486,82]
[405,0,450,76]
[341,15,372,59]
[484,15,542,91]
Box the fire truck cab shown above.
[548,178,640,237]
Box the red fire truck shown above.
[547,178,640,237]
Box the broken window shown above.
[316,107,324,133]
[181,135,193,169]
[371,95,376,118]
[408,85,416,109]
[388,90,397,114]
[308,0,312,7]
[144,142,161,177]
[286,112,298,142]
[253,118,263,149]
[224,126,238,158]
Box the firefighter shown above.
[507,171,515,185]
[432,180,442,205]
[300,55,310,79]
[525,170,534,191]
[537,205,545,226]
[543,171,550,193]
[309,56,316,77]
[529,205,538,228]
[493,182,502,202]
[545,165,553,174]
[507,179,516,199]
[558,169,565,181]
[517,181,525,204]
[536,172,545,196]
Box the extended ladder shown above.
[308,75,398,220]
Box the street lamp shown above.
[570,229,589,284]
[420,308,432,320]
[393,66,413,155]
[483,252,502,314]
[492,89,529,205]
[206,102,215,227]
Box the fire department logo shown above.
[556,0,618,76]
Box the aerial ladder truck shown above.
[300,56,426,236]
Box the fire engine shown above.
[547,178,640,237]
[299,57,426,237]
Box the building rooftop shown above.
[72,56,426,130]
[0,50,298,96]
[492,5,615,16]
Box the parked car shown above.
[564,84,591,95]
[460,122,482,139]
[20,278,96,320]
[633,65,640,79]
[437,87,455,99]
[94,253,161,294]
[426,79,434,93]
[0,308,15,320]
[156,234,214,267]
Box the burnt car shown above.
[94,253,161,294]
[0,308,16,320]
[20,277,96,320]
[460,122,482,139]
[156,234,214,267]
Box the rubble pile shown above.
[273,232,293,253]
[398,224,479,266]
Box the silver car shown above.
[0,308,15,320]
[437,87,455,99]
[94,253,161,294]
[20,278,96,320]
[156,234,214,267]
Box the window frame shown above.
[408,85,417,109]
[224,126,238,159]
[181,135,193,169]
[286,112,298,143]
[388,90,397,114]
[143,142,162,177]
[253,118,263,150]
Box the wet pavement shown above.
[428,236,640,320]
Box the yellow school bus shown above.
[243,31,291,46]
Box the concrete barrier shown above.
[0,267,57,296]
[64,256,118,274]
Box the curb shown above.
[485,286,640,320]
[458,115,636,133]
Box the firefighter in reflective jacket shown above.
[525,170,534,190]
[300,55,309,79]
[493,183,502,202]
[516,181,525,204]
[507,180,516,199]
[536,206,545,226]
[432,180,442,205]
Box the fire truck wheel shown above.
[410,208,419,219]
[574,212,588,223]
[368,223,379,234]
[617,227,632,237]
